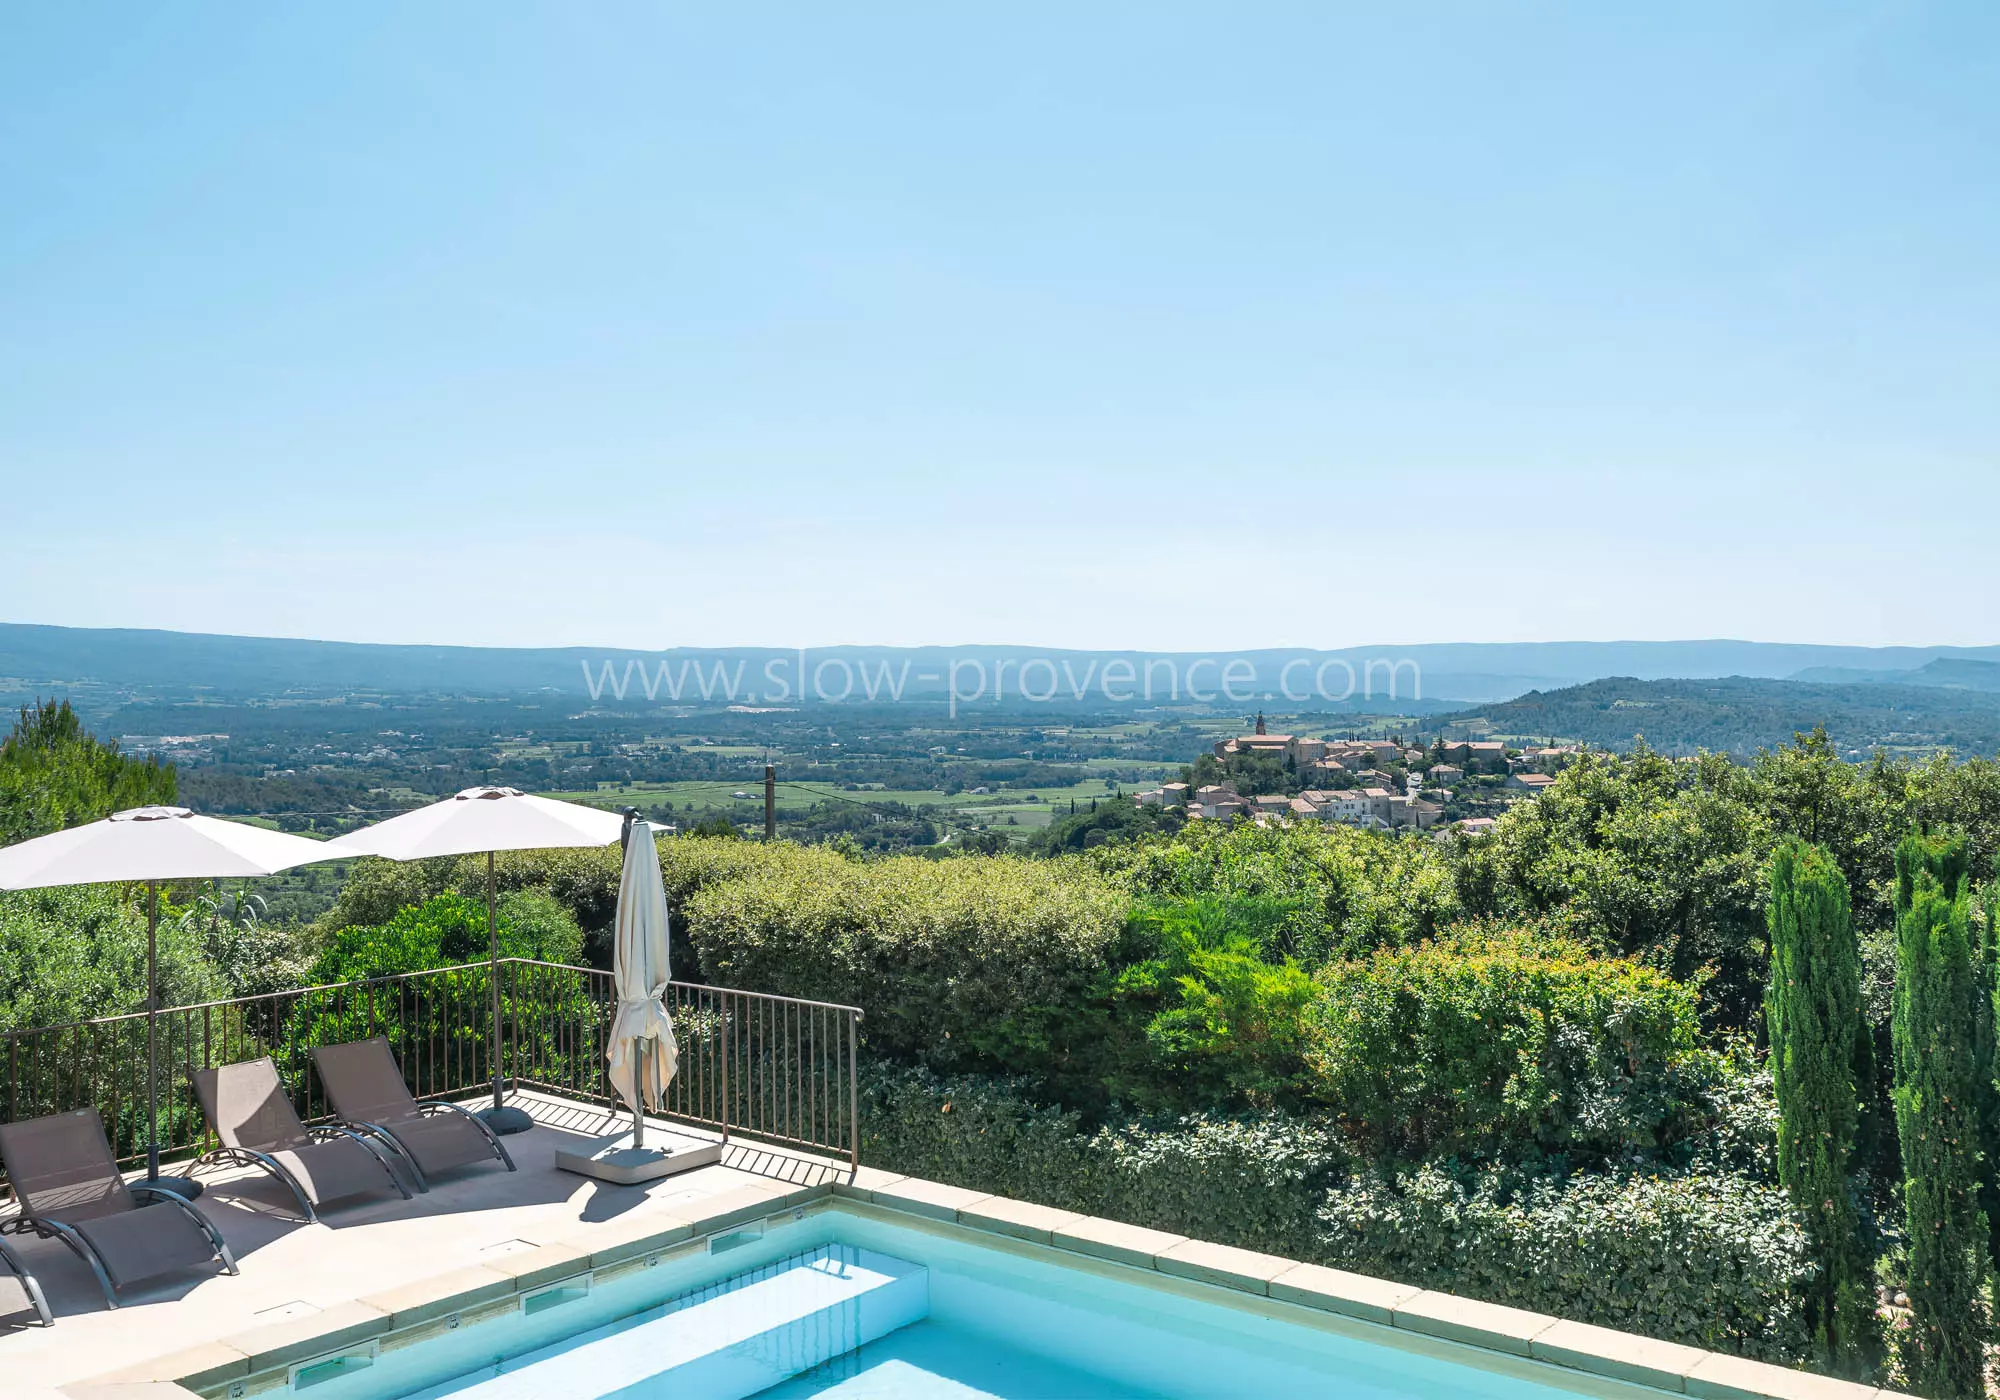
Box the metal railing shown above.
[0,959,863,1191]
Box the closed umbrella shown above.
[555,812,717,1183]
[607,810,678,1142]
[0,806,352,1194]
[336,786,624,1133]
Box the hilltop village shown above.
[1134,715,1581,836]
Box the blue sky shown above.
[3,4,1995,650]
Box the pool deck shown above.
[1,1089,1905,1400]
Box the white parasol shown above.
[336,786,624,1132]
[0,807,352,1188]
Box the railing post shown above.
[720,993,731,1147]
[847,1010,860,1179]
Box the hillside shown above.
[7,622,2000,712]
[1789,656,2000,692]
[1432,676,2000,757]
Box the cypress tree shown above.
[1891,834,1989,1400]
[1765,840,1873,1368]
[1977,881,2000,1270]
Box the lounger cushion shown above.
[270,1138,395,1208]
[0,1109,133,1223]
[387,1114,495,1176]
[71,1201,215,1288]
[194,1060,312,1154]
[313,1039,504,1181]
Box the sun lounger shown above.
[0,1107,235,1310]
[310,1038,516,1190]
[0,1234,51,1326]
[193,1058,411,1220]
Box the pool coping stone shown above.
[86,1164,1917,1400]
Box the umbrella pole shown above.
[146,880,159,1183]
[633,1042,645,1149]
[487,851,502,1114]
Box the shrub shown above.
[857,1064,1345,1253]
[0,887,225,1164]
[1087,819,1461,965]
[292,892,592,1102]
[0,886,219,1032]
[1303,928,1705,1161]
[683,848,1126,1067]
[859,1064,1095,1209]
[863,1065,1811,1362]
[1086,1111,1344,1254]
[1319,1163,1815,1363]
[310,891,583,984]
[1018,896,1315,1116]
[312,835,758,973]
[315,854,463,935]
[1451,746,1771,1028]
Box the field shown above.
[542,768,1164,839]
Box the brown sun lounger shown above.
[310,1038,515,1190]
[193,1058,411,1220]
[0,1234,51,1326]
[0,1107,235,1311]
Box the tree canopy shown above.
[0,699,176,843]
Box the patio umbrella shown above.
[336,786,624,1133]
[607,811,678,1147]
[0,806,352,1193]
[553,809,714,1183]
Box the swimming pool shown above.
[279,1204,1659,1400]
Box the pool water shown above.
[760,1322,1158,1399]
[300,1206,1649,1400]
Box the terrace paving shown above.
[0,1091,1913,1400]
[0,1089,838,1396]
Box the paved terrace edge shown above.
[73,1169,1913,1400]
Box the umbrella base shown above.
[554,1130,723,1185]
[479,1105,537,1136]
[145,1174,205,1202]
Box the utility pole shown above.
[764,761,776,841]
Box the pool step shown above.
[442,1246,928,1400]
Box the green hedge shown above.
[312,836,769,973]
[1086,818,1462,964]
[1304,928,1708,1161]
[684,847,1126,1066]
[858,1064,1344,1254]
[1320,1164,1813,1363]
[309,891,584,983]
[860,1064,1813,1364]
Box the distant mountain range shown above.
[1434,675,2000,758]
[1788,657,2000,692]
[5,622,2000,714]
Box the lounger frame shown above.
[0,1234,51,1327]
[334,1099,516,1192]
[194,1124,411,1223]
[0,1182,237,1311]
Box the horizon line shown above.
[6,621,2000,656]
